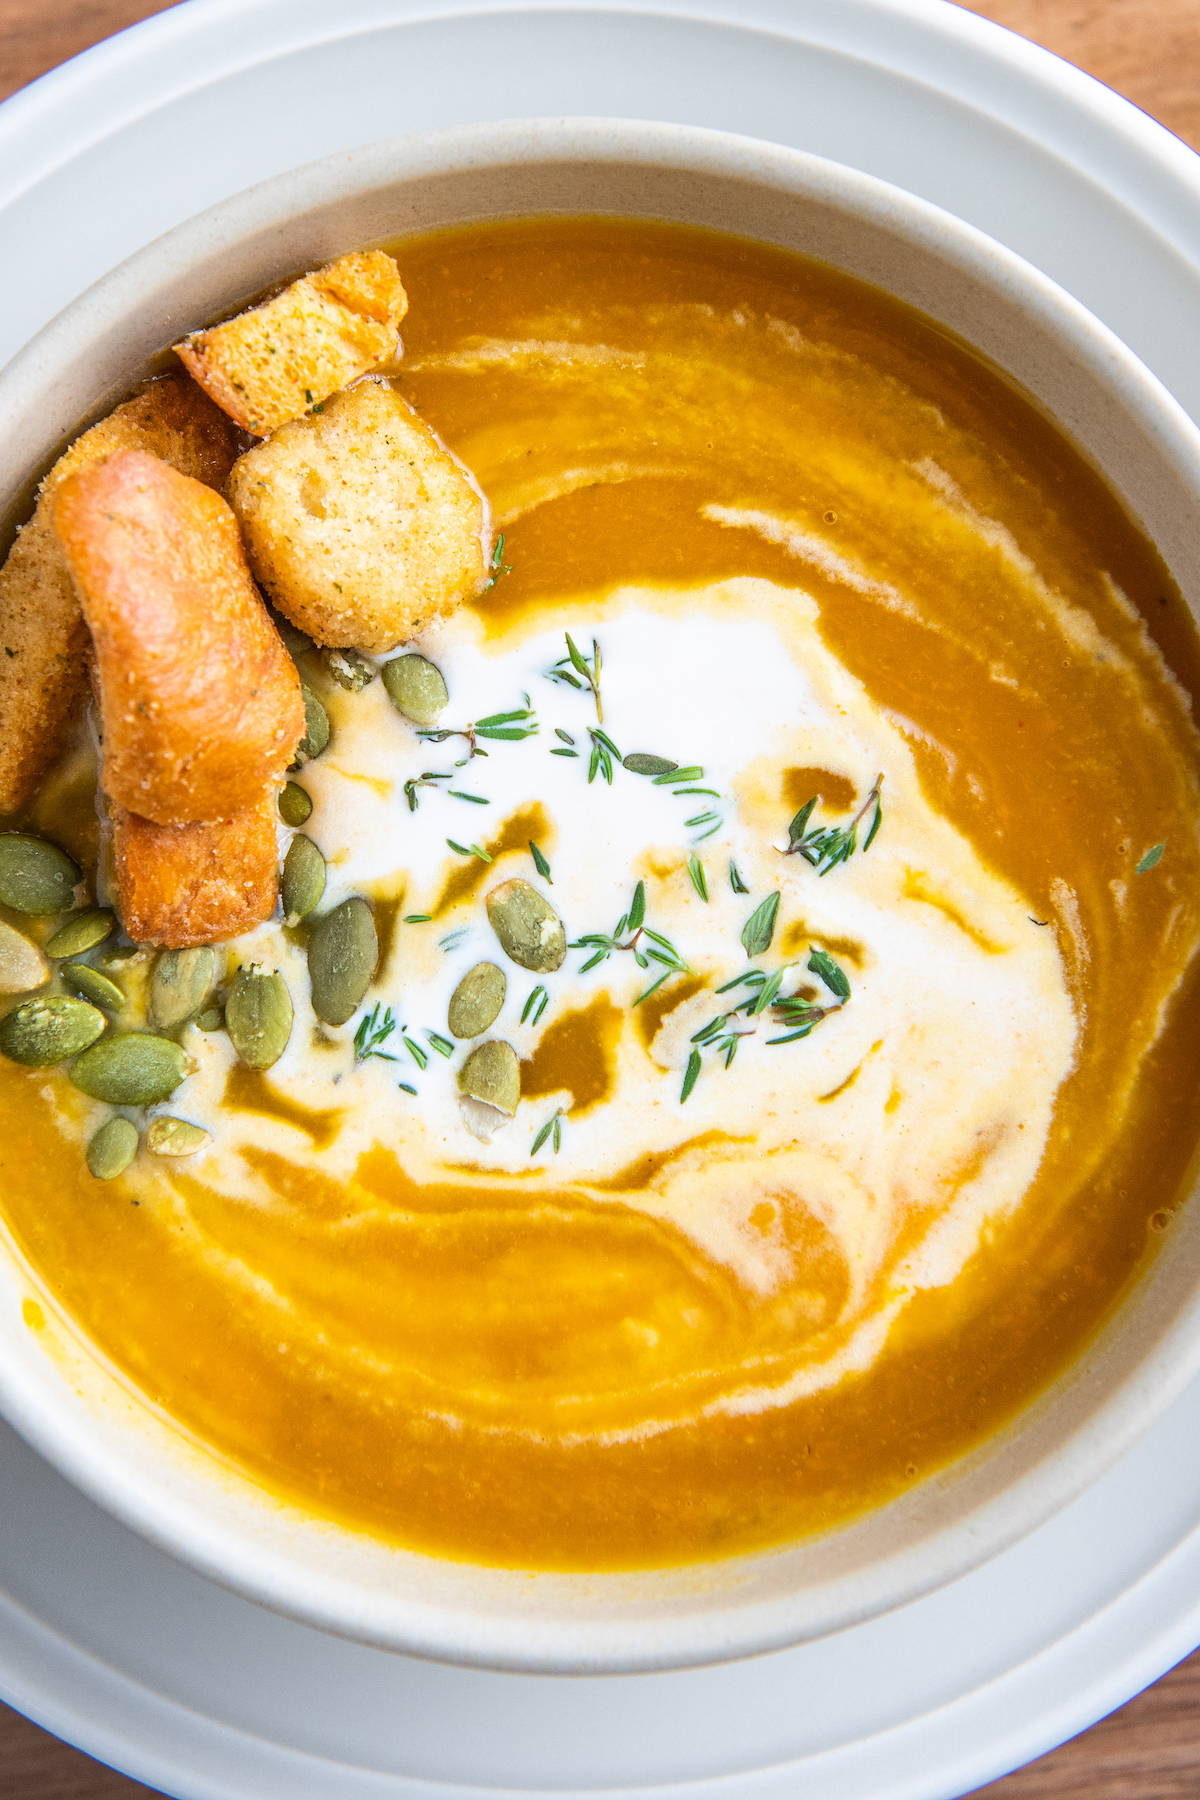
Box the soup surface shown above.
[2,219,1199,1570]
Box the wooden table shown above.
[0,1,1198,1794]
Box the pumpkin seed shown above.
[70,1033,188,1104]
[293,684,330,764]
[485,879,566,973]
[448,962,506,1039]
[146,1116,211,1157]
[86,1116,138,1180]
[61,961,125,1011]
[458,1039,520,1114]
[382,654,448,725]
[277,781,313,827]
[225,966,293,1069]
[195,1007,224,1032]
[0,833,80,915]
[321,647,376,692]
[0,921,48,995]
[44,909,115,959]
[308,897,377,1026]
[282,834,326,924]
[0,995,106,1066]
[148,947,216,1033]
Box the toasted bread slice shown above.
[175,252,408,435]
[0,375,242,814]
[53,451,305,827]
[113,798,278,947]
[227,379,486,652]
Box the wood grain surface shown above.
[0,1,1198,1795]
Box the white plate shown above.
[1,0,1198,1793]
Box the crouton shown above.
[113,797,279,947]
[53,451,305,826]
[227,380,486,652]
[174,251,408,435]
[0,375,242,814]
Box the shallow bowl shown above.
[2,116,1199,1675]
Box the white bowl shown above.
[2,117,1199,1676]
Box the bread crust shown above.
[53,451,305,826]
[113,798,279,947]
[175,251,408,435]
[0,374,241,814]
[228,379,486,652]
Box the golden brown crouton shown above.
[0,375,242,815]
[227,379,487,653]
[53,451,305,826]
[174,252,408,435]
[113,797,279,947]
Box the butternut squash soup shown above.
[0,219,1198,1572]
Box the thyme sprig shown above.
[681,948,851,1100]
[418,707,539,765]
[571,879,691,1003]
[547,633,603,720]
[784,774,884,874]
[403,770,452,812]
[354,1003,399,1063]
[531,1108,565,1155]
[484,533,512,589]
[587,727,624,785]
[447,838,492,862]
[522,985,550,1026]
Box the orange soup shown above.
[1,218,1198,1571]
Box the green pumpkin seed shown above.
[146,1115,211,1157]
[148,947,216,1033]
[0,995,106,1066]
[485,878,566,973]
[0,833,80,915]
[292,685,330,765]
[195,1007,224,1032]
[0,921,48,995]
[277,782,313,827]
[321,647,376,692]
[382,654,449,726]
[86,1116,138,1181]
[458,1039,521,1115]
[308,897,377,1026]
[61,961,125,1012]
[225,966,293,1069]
[44,909,115,959]
[282,834,326,924]
[70,1033,188,1104]
[448,962,507,1039]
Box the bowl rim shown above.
[2,113,1199,1675]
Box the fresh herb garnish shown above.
[522,985,550,1026]
[682,945,852,1099]
[529,840,552,883]
[449,790,489,804]
[740,891,780,957]
[680,1049,702,1103]
[587,727,623,784]
[1136,841,1166,873]
[403,770,451,812]
[402,1034,428,1070]
[555,728,575,745]
[531,1108,565,1155]
[446,839,492,862]
[419,708,538,763]
[572,880,691,1002]
[687,854,709,902]
[404,913,432,924]
[425,1030,455,1058]
[784,774,884,874]
[657,765,703,786]
[353,1003,399,1063]
[729,861,750,895]
[484,533,511,588]
[399,1082,417,1095]
[547,633,604,720]
[624,754,678,777]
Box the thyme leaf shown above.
[687,854,709,902]
[521,985,550,1025]
[807,947,851,1001]
[741,891,780,957]
[681,1048,702,1104]
[404,913,432,923]
[531,1107,565,1155]
[425,1030,455,1058]
[402,1035,428,1070]
[483,533,511,588]
[1136,841,1166,873]
[730,861,750,894]
[529,840,552,883]
[624,753,678,777]
[447,839,492,862]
